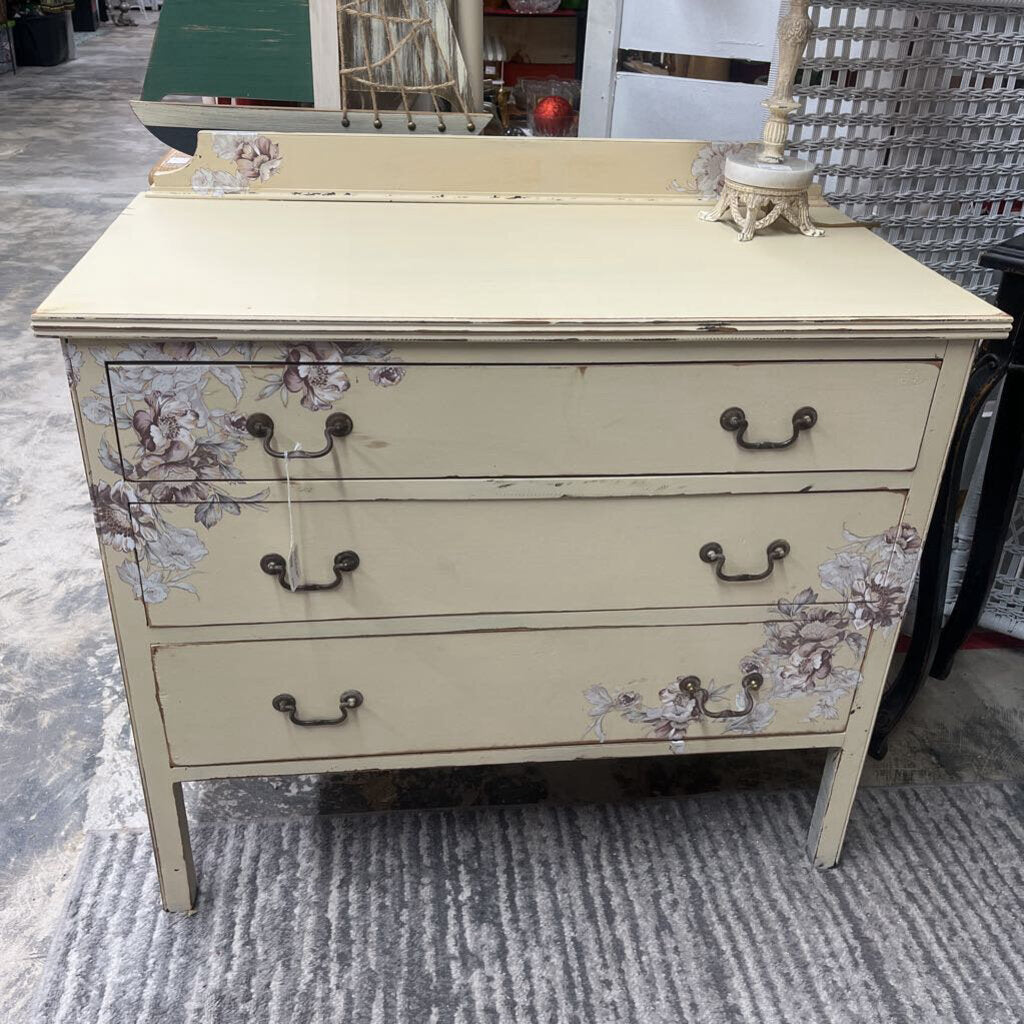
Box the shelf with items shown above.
[482,0,585,83]
[481,0,586,135]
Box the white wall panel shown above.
[609,73,767,141]
[620,0,781,62]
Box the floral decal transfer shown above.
[670,142,749,199]
[584,524,922,749]
[191,134,283,195]
[69,340,406,603]
[251,343,405,411]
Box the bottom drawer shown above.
[154,617,868,766]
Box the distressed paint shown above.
[153,621,855,768]
[80,344,945,483]
[33,138,1008,341]
[587,522,922,748]
[30,138,1009,911]
[132,490,906,622]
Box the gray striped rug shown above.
[31,783,1024,1024]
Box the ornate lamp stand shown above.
[700,1,823,242]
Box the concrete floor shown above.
[2,19,1023,1024]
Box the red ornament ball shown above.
[533,95,575,136]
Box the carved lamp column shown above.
[699,1,823,242]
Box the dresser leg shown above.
[806,746,862,868]
[146,780,197,912]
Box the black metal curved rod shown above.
[245,412,353,459]
[680,672,763,718]
[699,539,790,582]
[260,551,360,592]
[720,406,817,450]
[272,690,364,727]
[931,350,1024,679]
[869,346,1009,760]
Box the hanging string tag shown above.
[283,443,302,591]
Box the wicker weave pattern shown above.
[792,0,1024,298]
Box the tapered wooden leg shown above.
[146,778,197,912]
[811,592,917,866]
[807,746,863,868]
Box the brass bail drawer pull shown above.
[260,551,360,591]
[272,690,364,727]
[720,406,817,450]
[245,411,353,459]
[681,672,763,719]
[699,539,790,582]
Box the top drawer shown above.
[107,359,938,482]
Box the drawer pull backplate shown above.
[681,672,763,719]
[272,690,364,727]
[260,550,360,591]
[720,405,817,450]
[245,411,353,459]
[699,539,790,582]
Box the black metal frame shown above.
[869,234,1024,758]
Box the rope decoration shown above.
[335,0,475,133]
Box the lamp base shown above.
[699,153,824,242]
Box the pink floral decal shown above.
[79,343,266,600]
[233,136,281,182]
[191,134,283,195]
[369,364,406,387]
[253,343,406,407]
[670,142,748,198]
[74,341,406,603]
[90,480,208,602]
[586,681,700,753]
[63,342,83,388]
[584,524,922,750]
[256,343,351,411]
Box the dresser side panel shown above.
[807,338,978,863]
[63,339,199,907]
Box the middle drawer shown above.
[130,489,907,626]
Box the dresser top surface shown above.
[32,134,1008,342]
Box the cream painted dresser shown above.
[33,133,1009,912]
